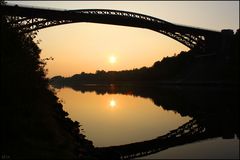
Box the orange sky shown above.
[8,1,239,78]
[37,23,189,77]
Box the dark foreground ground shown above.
[1,18,97,159]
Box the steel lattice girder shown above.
[2,6,220,50]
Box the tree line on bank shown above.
[51,31,239,86]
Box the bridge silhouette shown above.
[1,4,225,52]
[1,4,238,159]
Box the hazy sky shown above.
[7,1,239,77]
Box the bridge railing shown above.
[70,9,170,25]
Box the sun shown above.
[109,99,116,108]
[109,56,117,64]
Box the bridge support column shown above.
[220,29,234,58]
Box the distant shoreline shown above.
[51,81,239,89]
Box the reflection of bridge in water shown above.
[95,119,205,160]
[56,84,239,160]
[95,117,237,160]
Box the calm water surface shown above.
[56,87,239,159]
[57,87,191,147]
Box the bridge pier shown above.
[220,29,234,57]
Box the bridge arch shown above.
[1,5,221,50]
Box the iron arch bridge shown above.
[1,4,221,51]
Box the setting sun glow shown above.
[109,99,117,108]
[109,56,117,64]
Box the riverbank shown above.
[51,80,239,88]
[1,18,97,159]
